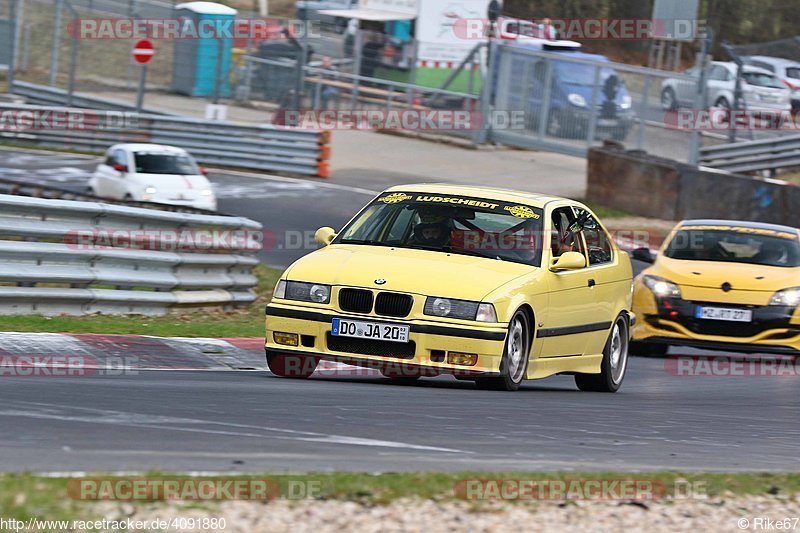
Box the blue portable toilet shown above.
[171,2,237,97]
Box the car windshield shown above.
[663,225,800,267]
[555,61,616,86]
[743,72,785,89]
[334,192,545,266]
[134,152,199,175]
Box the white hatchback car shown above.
[89,144,217,211]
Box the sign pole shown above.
[136,64,147,113]
[131,39,155,113]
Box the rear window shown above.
[743,72,785,89]
[786,67,800,80]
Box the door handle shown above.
[588,278,596,287]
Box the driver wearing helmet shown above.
[410,207,452,247]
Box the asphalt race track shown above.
[1,147,798,474]
[1,356,799,473]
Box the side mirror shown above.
[550,251,586,271]
[112,163,127,173]
[632,247,655,264]
[314,226,336,246]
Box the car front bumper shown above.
[265,303,509,376]
[632,291,800,355]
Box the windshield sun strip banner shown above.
[679,225,798,241]
[375,192,543,220]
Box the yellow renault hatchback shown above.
[265,184,634,392]
[631,220,800,356]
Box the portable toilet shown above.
[171,2,237,97]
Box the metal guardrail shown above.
[0,194,262,316]
[0,103,331,177]
[0,176,225,215]
[698,133,800,174]
[10,81,173,115]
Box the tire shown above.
[629,341,669,357]
[714,97,731,124]
[575,314,629,393]
[661,87,677,110]
[266,350,318,378]
[87,186,97,196]
[475,310,532,391]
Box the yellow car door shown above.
[539,205,603,357]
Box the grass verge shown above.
[0,265,282,338]
[1,471,799,520]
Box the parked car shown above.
[296,0,357,33]
[503,44,634,141]
[744,55,800,112]
[89,144,217,211]
[660,61,791,116]
[266,184,634,392]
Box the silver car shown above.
[661,61,791,114]
[745,55,800,111]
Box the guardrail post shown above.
[636,74,651,151]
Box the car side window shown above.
[574,207,613,265]
[708,66,727,81]
[550,207,584,259]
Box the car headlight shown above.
[279,281,331,304]
[424,297,497,322]
[144,186,157,194]
[620,94,632,109]
[769,287,800,306]
[568,93,587,107]
[643,275,681,298]
[200,188,214,197]
[274,280,287,299]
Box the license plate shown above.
[331,318,410,343]
[694,306,753,322]
[597,118,618,126]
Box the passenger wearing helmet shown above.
[411,208,452,247]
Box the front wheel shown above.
[575,314,629,392]
[476,310,531,391]
[266,350,318,378]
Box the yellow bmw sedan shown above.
[631,220,800,356]
[265,184,634,392]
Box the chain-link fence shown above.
[490,43,702,162]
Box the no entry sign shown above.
[132,39,155,64]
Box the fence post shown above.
[48,0,63,86]
[688,28,713,166]
[536,58,554,140]
[474,39,496,145]
[584,65,602,148]
[636,74,651,150]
